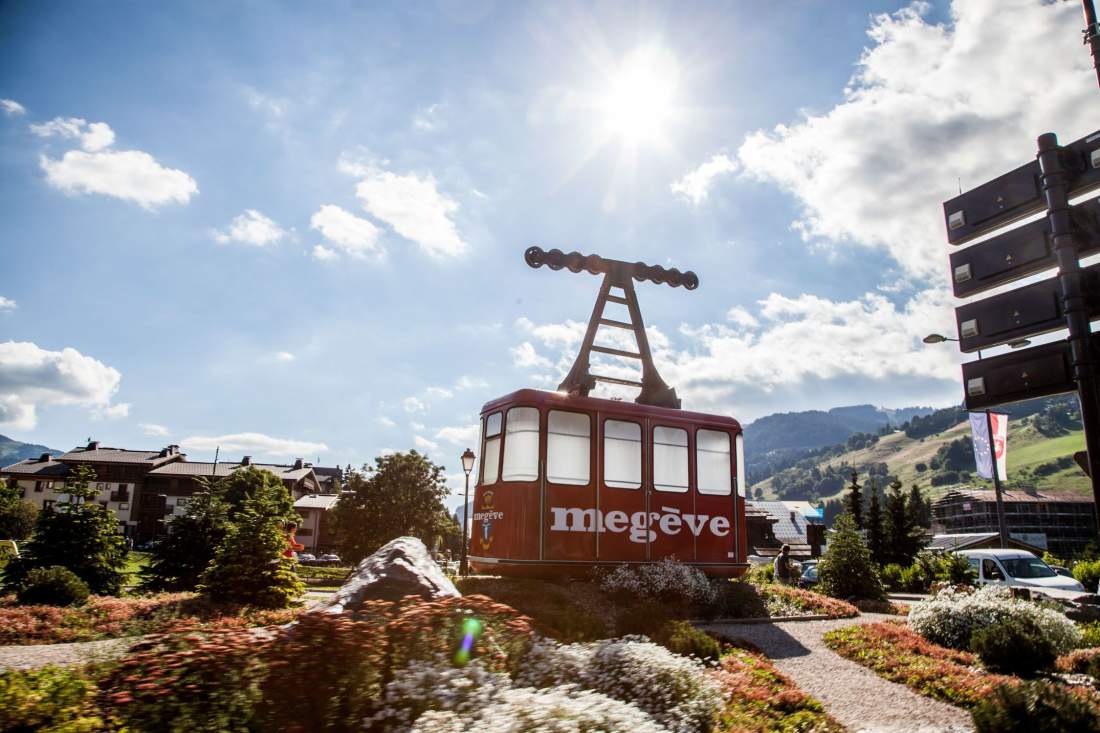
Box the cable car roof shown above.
[479,388,741,430]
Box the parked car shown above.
[959,549,1085,593]
[1050,564,1075,579]
[298,553,316,562]
[320,553,341,563]
[797,560,819,589]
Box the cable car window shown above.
[502,407,540,481]
[735,433,746,497]
[697,429,731,495]
[482,412,502,485]
[653,426,689,493]
[604,420,641,489]
[547,410,590,485]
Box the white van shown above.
[959,549,1085,593]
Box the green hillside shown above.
[753,416,1088,504]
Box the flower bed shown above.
[713,645,844,732]
[852,599,909,616]
[0,593,301,645]
[758,585,858,619]
[823,621,1016,708]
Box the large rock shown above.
[319,536,460,613]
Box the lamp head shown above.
[922,333,948,344]
[461,448,475,475]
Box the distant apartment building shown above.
[293,493,341,554]
[932,487,1096,557]
[1,440,342,543]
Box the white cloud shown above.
[0,297,16,311]
[1,99,25,116]
[670,153,738,205]
[30,117,114,151]
[140,422,170,437]
[41,149,197,209]
[454,375,488,391]
[212,209,286,247]
[436,424,479,446]
[725,306,758,329]
[274,351,295,362]
[510,341,552,369]
[0,341,122,430]
[98,402,130,420]
[403,396,427,413]
[180,432,328,457]
[347,162,468,259]
[425,386,454,400]
[310,204,383,260]
[377,415,396,428]
[413,435,440,452]
[409,421,426,432]
[312,245,338,261]
[736,0,1097,280]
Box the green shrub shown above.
[936,552,977,585]
[1073,559,1100,593]
[16,566,90,607]
[1079,620,1100,648]
[744,563,774,585]
[0,665,104,731]
[971,681,1100,733]
[817,514,885,601]
[899,565,927,593]
[970,617,1056,677]
[652,620,721,663]
[705,579,769,619]
[880,563,905,591]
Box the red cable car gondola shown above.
[468,248,748,578]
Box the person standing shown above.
[774,544,792,585]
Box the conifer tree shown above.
[200,480,303,608]
[907,484,931,528]
[844,470,863,529]
[140,481,230,592]
[866,479,885,564]
[3,465,127,595]
[817,513,885,600]
[885,479,920,566]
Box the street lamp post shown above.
[923,334,1028,548]
[460,448,475,576]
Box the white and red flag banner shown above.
[969,412,1007,480]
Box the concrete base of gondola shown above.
[468,555,750,579]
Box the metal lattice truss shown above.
[524,246,698,409]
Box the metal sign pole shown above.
[1037,132,1100,538]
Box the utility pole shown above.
[1084,0,1100,90]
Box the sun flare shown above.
[599,45,680,146]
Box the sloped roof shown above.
[934,488,1094,505]
[926,532,1047,553]
[1,457,70,477]
[748,501,815,544]
[294,494,341,510]
[147,461,312,481]
[59,446,179,466]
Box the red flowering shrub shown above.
[761,585,859,619]
[0,593,303,645]
[824,621,1016,708]
[1057,647,1100,675]
[101,595,537,731]
[713,642,844,732]
[853,599,910,616]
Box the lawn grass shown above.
[122,551,150,586]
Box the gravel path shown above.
[0,636,139,671]
[703,614,974,733]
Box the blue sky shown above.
[1,0,1098,502]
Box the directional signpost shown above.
[944,129,1100,541]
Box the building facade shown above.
[2,441,342,544]
[932,488,1096,558]
[293,494,341,554]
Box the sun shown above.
[598,45,680,146]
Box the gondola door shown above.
[647,421,697,562]
[543,408,597,561]
[596,414,647,563]
[692,427,737,567]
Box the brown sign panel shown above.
[954,263,1100,353]
[949,198,1100,298]
[961,337,1094,410]
[944,130,1100,245]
